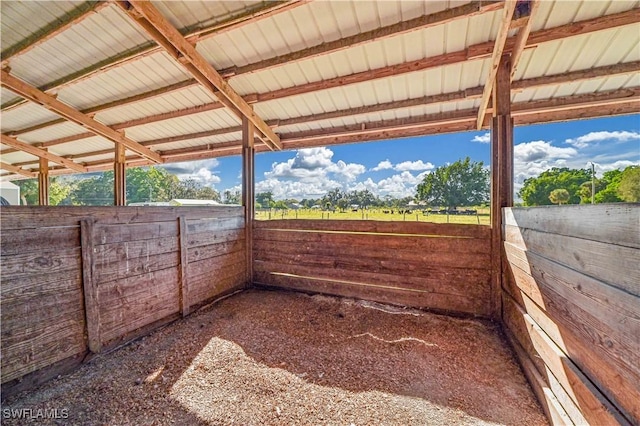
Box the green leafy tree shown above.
[126,167,180,203]
[223,190,241,204]
[256,192,274,208]
[549,188,570,205]
[617,166,640,202]
[416,157,489,209]
[71,172,114,205]
[519,167,591,206]
[15,179,38,205]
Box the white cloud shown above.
[565,131,640,148]
[162,159,221,187]
[371,160,393,171]
[472,133,490,143]
[514,140,576,163]
[394,160,434,171]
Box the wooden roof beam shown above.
[476,0,517,129]
[1,1,108,66]
[3,5,637,114]
[121,1,282,151]
[12,89,640,175]
[0,70,162,163]
[510,0,539,81]
[0,161,37,178]
[1,134,87,172]
[218,0,503,77]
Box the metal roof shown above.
[1,0,638,178]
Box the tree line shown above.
[14,167,234,206]
[519,165,639,206]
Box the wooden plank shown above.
[188,249,246,279]
[503,328,574,426]
[507,227,639,295]
[97,267,180,343]
[187,228,245,249]
[93,251,179,285]
[254,266,489,317]
[125,1,282,150]
[476,0,517,129]
[503,251,640,422]
[0,226,80,255]
[0,352,85,398]
[510,0,539,81]
[1,248,81,279]
[93,236,179,264]
[254,240,490,271]
[254,219,491,239]
[243,116,255,285]
[94,221,178,245]
[255,227,490,253]
[0,71,162,163]
[0,161,37,177]
[178,216,189,316]
[1,280,83,334]
[81,219,101,353]
[502,292,633,425]
[503,205,640,249]
[0,206,243,230]
[188,239,245,263]
[1,315,86,383]
[0,134,86,172]
[188,262,247,307]
[185,215,245,234]
[254,256,489,297]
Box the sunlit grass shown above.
[255,208,490,225]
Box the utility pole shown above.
[590,162,595,204]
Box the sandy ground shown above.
[1,289,547,425]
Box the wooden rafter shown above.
[15,91,638,177]
[1,1,305,112]
[0,134,86,172]
[7,56,638,155]
[121,1,282,151]
[218,1,503,77]
[476,0,517,129]
[0,70,162,163]
[0,161,37,178]
[1,1,108,66]
[510,0,539,81]
[2,6,638,115]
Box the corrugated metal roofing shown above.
[1,0,638,178]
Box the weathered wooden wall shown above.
[501,204,639,426]
[254,220,492,317]
[1,206,246,394]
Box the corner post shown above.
[114,142,126,206]
[490,54,514,320]
[38,155,49,205]
[242,116,255,286]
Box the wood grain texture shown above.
[503,293,630,426]
[255,219,491,238]
[0,206,246,389]
[504,205,640,249]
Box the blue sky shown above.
[165,114,640,201]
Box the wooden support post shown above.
[242,116,255,286]
[490,54,513,320]
[178,216,190,316]
[38,155,49,205]
[80,219,101,353]
[114,142,126,206]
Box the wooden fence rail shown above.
[501,204,639,426]
[1,206,246,395]
[253,219,492,317]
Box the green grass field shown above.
[255,207,490,225]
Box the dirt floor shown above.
[2,289,547,425]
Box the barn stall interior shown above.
[0,0,638,424]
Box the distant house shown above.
[169,199,220,206]
[128,201,172,206]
